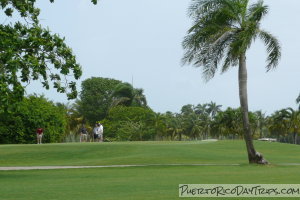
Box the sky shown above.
[24,0,300,114]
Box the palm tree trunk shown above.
[238,54,268,164]
[260,126,263,138]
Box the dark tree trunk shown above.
[238,54,268,164]
[293,132,297,145]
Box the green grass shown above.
[1,140,300,199]
[1,140,300,166]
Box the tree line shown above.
[1,77,299,144]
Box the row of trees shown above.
[79,77,299,144]
[0,76,299,144]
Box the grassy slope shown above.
[1,140,300,200]
[0,140,300,166]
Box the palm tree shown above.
[255,110,267,138]
[212,107,244,139]
[194,103,208,115]
[111,83,134,107]
[278,108,300,144]
[207,101,222,119]
[56,102,89,142]
[153,113,167,139]
[206,101,222,139]
[188,112,204,139]
[132,88,148,107]
[182,0,281,164]
[110,83,148,108]
[165,112,183,140]
[194,103,211,139]
[267,111,288,141]
[181,104,195,115]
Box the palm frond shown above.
[182,24,236,80]
[188,0,224,19]
[221,46,239,73]
[182,0,280,81]
[230,21,259,56]
[247,0,268,22]
[189,0,242,29]
[258,30,281,70]
[110,97,131,108]
[296,94,300,104]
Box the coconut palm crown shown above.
[182,0,281,164]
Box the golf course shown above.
[1,0,300,199]
[1,140,300,199]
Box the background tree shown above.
[164,112,183,140]
[153,113,167,140]
[255,110,267,138]
[207,101,222,119]
[212,108,243,139]
[278,108,300,144]
[77,77,149,135]
[268,110,289,142]
[0,95,67,144]
[182,0,281,164]
[183,112,203,140]
[194,103,208,115]
[77,77,122,124]
[132,88,148,107]
[102,106,156,141]
[205,101,222,139]
[56,102,87,142]
[211,107,257,140]
[0,0,98,112]
[111,82,135,107]
[111,82,148,108]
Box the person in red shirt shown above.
[36,128,44,144]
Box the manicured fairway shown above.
[1,140,300,166]
[1,165,300,200]
[1,140,300,199]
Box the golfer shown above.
[36,128,43,144]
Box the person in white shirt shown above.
[99,123,103,142]
[93,123,103,142]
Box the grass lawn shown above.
[1,140,300,199]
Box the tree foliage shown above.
[77,77,148,125]
[0,0,98,112]
[0,95,67,144]
[111,82,135,107]
[268,108,300,144]
[111,82,148,108]
[101,106,156,141]
[182,0,281,79]
[78,77,122,124]
[211,107,257,138]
